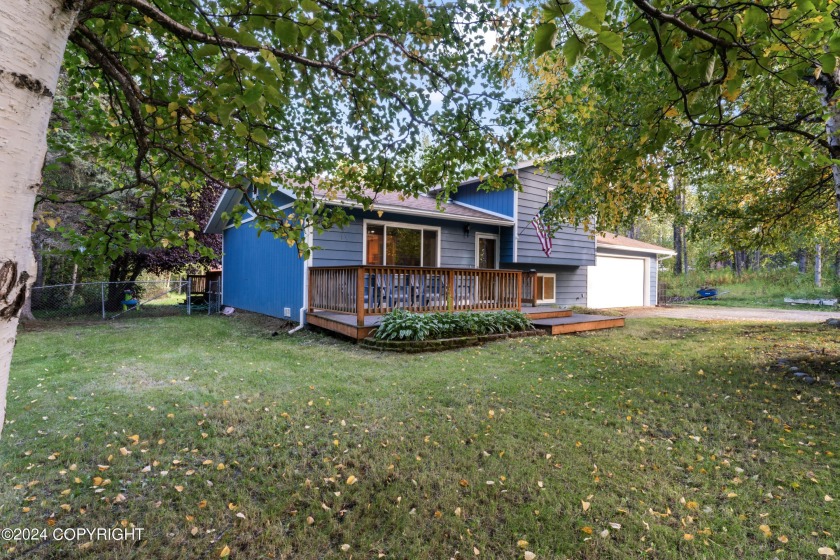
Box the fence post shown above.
[186,278,191,316]
[100,282,106,319]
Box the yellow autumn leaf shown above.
[346,475,357,485]
[778,535,789,543]
[220,545,231,557]
[683,534,694,541]
[60,504,71,512]
[581,526,593,535]
[517,539,528,549]
[759,524,772,538]
[664,106,679,118]
[581,501,590,512]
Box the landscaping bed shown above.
[360,328,544,352]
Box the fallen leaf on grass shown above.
[581,527,592,535]
[778,535,788,544]
[517,540,528,549]
[581,501,590,512]
[524,552,536,560]
[341,544,351,552]
[346,475,357,485]
[220,545,230,557]
[759,524,772,538]
[818,547,835,557]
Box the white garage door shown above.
[588,256,646,308]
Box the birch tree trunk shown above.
[815,243,822,288]
[0,0,79,436]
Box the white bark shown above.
[824,68,840,229]
[815,243,822,288]
[0,0,78,435]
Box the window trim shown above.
[536,272,556,304]
[362,219,442,267]
[474,233,500,269]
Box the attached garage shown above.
[588,255,647,308]
[586,234,675,308]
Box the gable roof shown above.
[596,233,675,255]
[204,181,515,234]
[311,187,514,225]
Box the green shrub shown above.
[374,309,534,341]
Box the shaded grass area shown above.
[1,314,838,559]
[661,269,840,310]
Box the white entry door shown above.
[587,256,646,308]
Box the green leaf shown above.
[582,0,607,22]
[563,35,584,67]
[830,32,840,53]
[301,0,321,12]
[194,44,221,57]
[275,19,299,46]
[541,0,574,19]
[577,12,602,33]
[535,22,558,57]
[597,30,623,56]
[217,103,236,126]
[251,128,269,146]
[819,53,837,74]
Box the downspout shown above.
[288,226,313,334]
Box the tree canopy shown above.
[529,0,840,239]
[58,0,524,257]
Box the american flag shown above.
[531,204,553,257]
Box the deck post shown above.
[355,267,365,326]
[307,267,313,313]
[515,271,522,310]
[447,269,454,312]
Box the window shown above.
[475,234,499,269]
[364,222,439,267]
[536,273,555,304]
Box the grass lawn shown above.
[1,314,838,559]
[661,270,839,311]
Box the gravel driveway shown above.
[623,305,839,323]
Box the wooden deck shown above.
[530,314,625,335]
[306,306,621,341]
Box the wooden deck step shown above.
[522,307,573,320]
[531,314,625,335]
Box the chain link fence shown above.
[28,280,201,321]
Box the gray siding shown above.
[505,264,587,307]
[595,247,660,306]
[516,168,596,266]
[312,209,501,268]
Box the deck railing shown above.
[521,271,538,306]
[309,266,523,325]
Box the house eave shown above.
[319,197,515,226]
[596,243,676,256]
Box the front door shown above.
[477,236,497,269]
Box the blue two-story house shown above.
[205,161,673,339]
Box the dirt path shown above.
[623,305,839,323]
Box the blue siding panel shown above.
[516,168,596,266]
[452,182,515,217]
[222,222,304,320]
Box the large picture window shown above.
[365,222,439,267]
